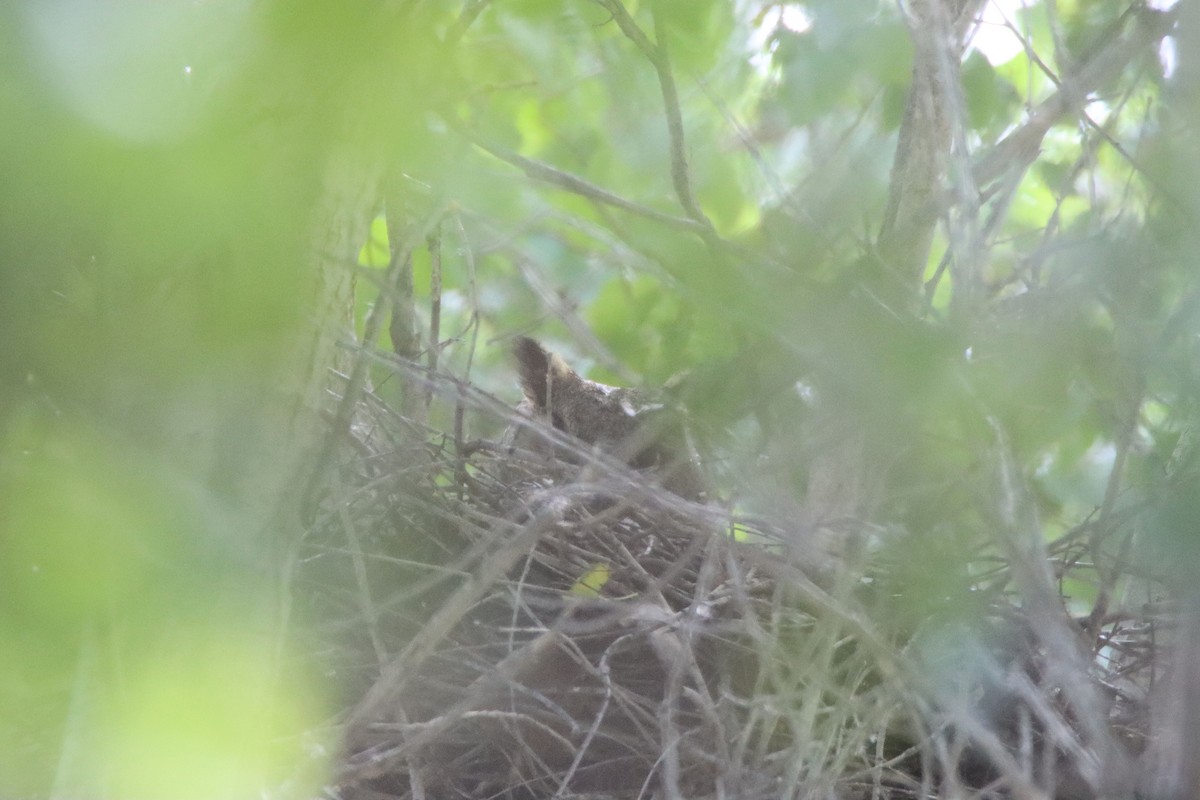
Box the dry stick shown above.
[386,250,427,431]
[672,541,735,785]
[654,631,686,800]
[604,537,705,800]
[453,210,481,378]
[553,637,620,797]
[334,472,389,668]
[364,642,582,778]
[388,706,427,800]
[379,0,482,426]
[344,500,564,744]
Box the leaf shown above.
[357,214,390,268]
[570,562,612,597]
[961,52,1019,132]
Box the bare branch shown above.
[972,6,1176,193]
[452,119,709,234]
[594,0,715,231]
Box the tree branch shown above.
[451,118,709,234]
[972,5,1177,192]
[881,2,1175,294]
[594,0,715,231]
[878,0,984,289]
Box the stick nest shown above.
[299,372,1171,800]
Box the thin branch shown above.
[451,119,708,234]
[425,227,442,412]
[344,507,561,753]
[335,472,388,668]
[649,7,710,230]
[594,0,715,231]
[451,209,480,460]
[972,6,1176,193]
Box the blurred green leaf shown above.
[962,52,1019,132]
[358,215,390,268]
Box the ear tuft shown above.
[514,336,551,408]
[547,352,574,381]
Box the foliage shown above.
[1,0,1197,797]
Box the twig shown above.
[425,226,442,413]
[451,119,708,234]
[344,501,565,744]
[451,209,479,460]
[451,208,481,380]
[971,6,1176,193]
[553,636,620,796]
[594,0,715,232]
[335,472,388,668]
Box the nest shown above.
[299,366,1174,800]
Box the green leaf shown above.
[358,214,390,268]
[962,52,1019,131]
[570,562,612,597]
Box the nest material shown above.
[319,428,743,799]
[301,375,1168,800]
